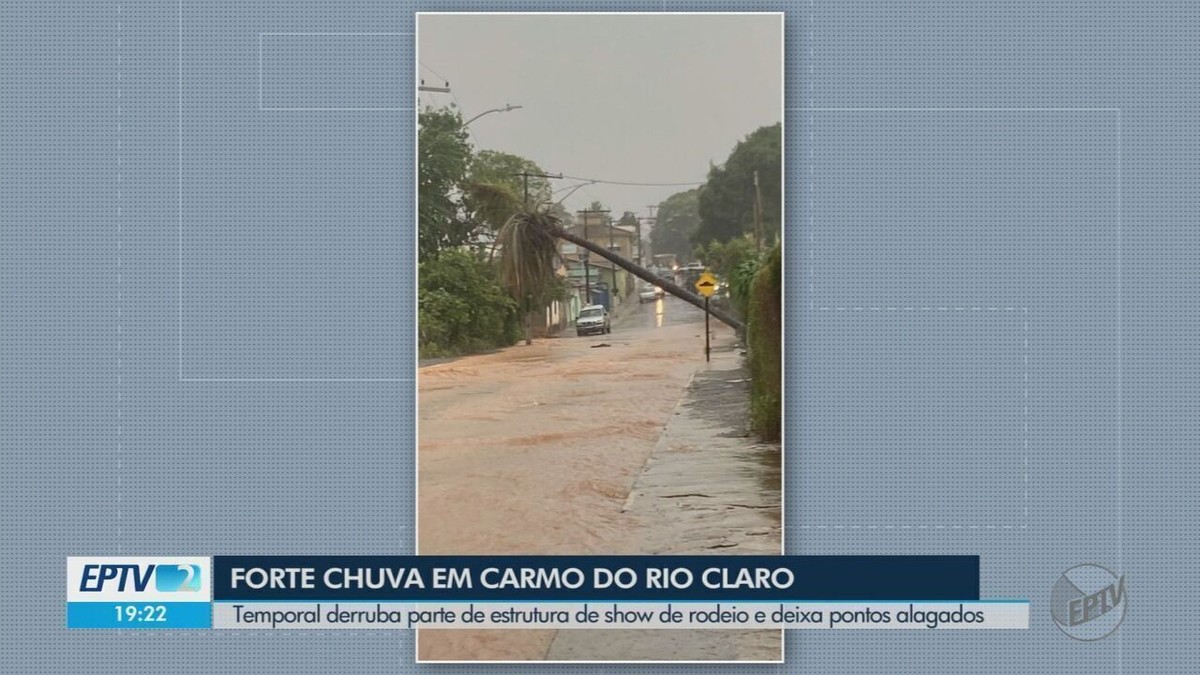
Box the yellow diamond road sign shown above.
[695,271,718,298]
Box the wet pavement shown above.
[417,295,780,661]
[544,340,783,661]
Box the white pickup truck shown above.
[575,304,611,336]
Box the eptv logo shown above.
[79,563,202,593]
[68,557,210,602]
[1050,564,1127,641]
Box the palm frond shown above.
[495,209,562,304]
[463,180,522,231]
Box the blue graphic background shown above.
[2,0,1197,673]
[155,564,202,593]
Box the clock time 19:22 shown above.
[115,605,167,622]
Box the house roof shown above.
[561,253,617,270]
[565,223,636,240]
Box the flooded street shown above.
[419,297,718,556]
[417,296,779,661]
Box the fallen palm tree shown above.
[477,182,746,336]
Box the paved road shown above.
[417,295,778,661]
[416,294,705,369]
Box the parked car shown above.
[638,283,663,303]
[575,304,611,336]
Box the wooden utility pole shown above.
[753,170,763,253]
[515,171,563,207]
[644,205,658,268]
[607,218,618,302]
[634,218,643,267]
[418,80,451,93]
[577,208,610,305]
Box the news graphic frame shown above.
[413,11,787,664]
[67,554,1031,632]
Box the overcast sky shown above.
[418,13,782,221]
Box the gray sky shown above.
[418,13,782,221]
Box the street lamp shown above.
[463,104,523,126]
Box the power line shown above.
[553,181,597,207]
[578,184,607,209]
[514,171,563,207]
[559,174,705,188]
[418,61,450,83]
[553,180,595,195]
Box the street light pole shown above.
[462,103,523,127]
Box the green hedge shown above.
[746,243,781,441]
[419,250,522,357]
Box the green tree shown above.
[418,249,521,356]
[651,188,701,260]
[418,106,473,261]
[694,123,781,246]
[466,151,552,228]
[698,235,756,281]
[545,201,574,228]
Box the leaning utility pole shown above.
[553,227,744,332]
[515,171,563,207]
[577,208,610,306]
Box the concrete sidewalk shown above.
[544,342,783,662]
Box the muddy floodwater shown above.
[417,298,773,661]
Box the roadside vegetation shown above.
[652,123,783,442]
[418,249,522,358]
[417,106,554,358]
[745,244,782,441]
